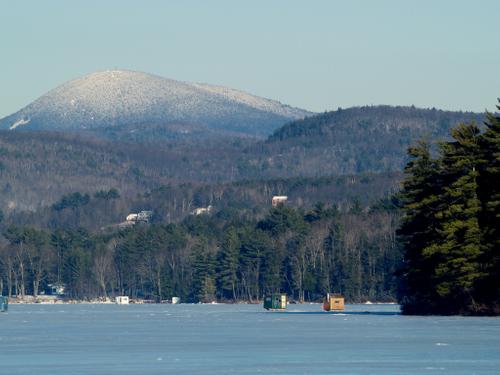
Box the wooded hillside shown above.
[0,105,484,213]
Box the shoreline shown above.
[5,296,397,306]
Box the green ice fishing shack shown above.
[0,296,8,312]
[263,293,287,310]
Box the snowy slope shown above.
[0,70,311,136]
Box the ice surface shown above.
[0,304,499,375]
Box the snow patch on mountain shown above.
[9,118,30,130]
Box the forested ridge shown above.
[265,106,484,174]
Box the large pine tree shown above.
[476,102,500,312]
[397,140,443,314]
[216,227,240,301]
[426,123,484,314]
[190,240,216,303]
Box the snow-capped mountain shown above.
[0,70,311,137]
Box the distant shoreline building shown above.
[115,296,129,304]
[47,282,66,296]
[191,205,213,216]
[126,210,153,223]
[272,196,288,207]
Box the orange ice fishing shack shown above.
[323,293,344,311]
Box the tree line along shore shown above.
[0,202,401,305]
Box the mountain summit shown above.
[0,70,311,137]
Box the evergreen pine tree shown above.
[477,101,500,312]
[425,123,484,314]
[190,240,215,303]
[216,227,240,301]
[397,140,443,314]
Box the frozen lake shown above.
[1,303,499,374]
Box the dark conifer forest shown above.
[397,103,500,315]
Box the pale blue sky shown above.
[0,0,498,118]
